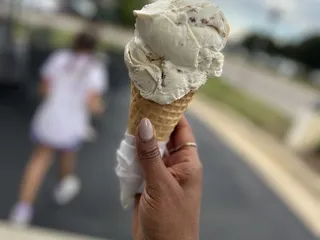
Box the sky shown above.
[213,0,320,43]
[18,0,320,43]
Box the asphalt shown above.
[0,55,317,240]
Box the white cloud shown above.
[276,0,320,38]
[213,0,320,41]
[264,0,298,13]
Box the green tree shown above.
[241,33,320,71]
[241,33,278,55]
[296,36,320,70]
[241,33,260,52]
[278,44,298,60]
[118,0,149,27]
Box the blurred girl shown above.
[9,30,107,226]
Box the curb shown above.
[0,221,110,240]
[188,95,320,238]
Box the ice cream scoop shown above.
[126,0,229,104]
[116,0,230,208]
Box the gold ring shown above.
[168,142,197,154]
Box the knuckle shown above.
[139,144,160,160]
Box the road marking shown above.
[0,221,112,240]
[188,97,320,238]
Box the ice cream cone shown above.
[127,84,195,141]
[117,0,230,208]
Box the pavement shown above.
[0,54,318,240]
[223,56,320,117]
[189,96,320,237]
[0,222,106,240]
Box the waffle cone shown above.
[127,84,195,141]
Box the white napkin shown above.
[116,132,167,208]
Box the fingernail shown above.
[139,118,153,141]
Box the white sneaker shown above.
[9,202,33,227]
[53,175,81,205]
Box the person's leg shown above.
[20,145,54,203]
[10,145,54,225]
[58,151,77,180]
[53,150,81,205]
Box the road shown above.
[0,55,317,240]
[223,57,320,117]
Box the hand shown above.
[87,93,106,115]
[91,98,105,115]
[133,117,203,240]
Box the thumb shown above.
[136,118,168,186]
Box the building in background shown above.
[21,0,61,13]
[61,0,119,22]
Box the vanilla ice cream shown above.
[125,0,229,104]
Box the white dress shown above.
[31,49,107,150]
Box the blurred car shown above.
[21,0,61,13]
[61,0,98,19]
[69,0,97,19]
[61,0,119,22]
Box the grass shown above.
[200,78,291,139]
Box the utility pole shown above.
[268,8,282,40]
[254,7,282,53]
